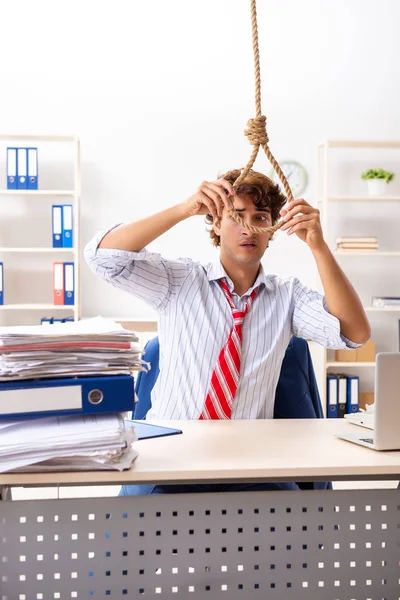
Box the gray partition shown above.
[1,489,399,599]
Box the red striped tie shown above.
[199,279,259,420]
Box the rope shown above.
[228,0,294,235]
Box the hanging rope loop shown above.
[244,115,269,147]
[228,0,294,235]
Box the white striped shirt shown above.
[85,228,359,420]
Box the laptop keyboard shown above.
[360,438,374,444]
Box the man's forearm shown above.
[98,204,189,252]
[312,242,371,344]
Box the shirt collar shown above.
[206,259,274,294]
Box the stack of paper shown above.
[0,316,148,381]
[0,413,138,473]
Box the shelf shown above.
[0,134,78,143]
[326,362,376,368]
[334,251,400,256]
[0,247,76,253]
[0,304,76,310]
[0,190,75,197]
[318,140,400,149]
[319,196,400,202]
[364,306,400,312]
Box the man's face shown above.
[213,194,273,267]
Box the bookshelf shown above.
[0,134,81,325]
[313,139,400,413]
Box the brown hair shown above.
[205,168,287,247]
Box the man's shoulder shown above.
[160,255,213,282]
[264,273,301,291]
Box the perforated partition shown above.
[1,489,399,599]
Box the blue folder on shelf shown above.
[0,375,135,419]
[129,420,182,440]
[17,148,28,189]
[347,375,359,413]
[326,374,338,418]
[62,204,73,248]
[63,262,75,305]
[27,147,38,190]
[52,205,63,248]
[6,147,17,190]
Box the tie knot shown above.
[244,115,269,147]
[232,309,245,325]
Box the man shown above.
[85,169,370,492]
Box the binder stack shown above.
[53,261,75,305]
[0,317,148,472]
[52,205,73,248]
[6,147,38,190]
[326,373,359,417]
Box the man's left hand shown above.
[280,199,325,251]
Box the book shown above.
[337,244,378,250]
[372,296,400,308]
[336,236,377,244]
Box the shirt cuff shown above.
[340,334,364,349]
[322,299,364,349]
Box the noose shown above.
[228,0,294,234]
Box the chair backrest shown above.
[274,335,323,419]
[134,335,323,420]
[134,336,160,419]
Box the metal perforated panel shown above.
[1,489,399,599]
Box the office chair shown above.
[131,335,332,492]
[135,335,324,421]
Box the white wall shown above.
[1,0,400,321]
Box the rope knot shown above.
[244,115,269,147]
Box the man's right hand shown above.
[182,179,235,221]
[98,179,236,253]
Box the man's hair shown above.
[205,168,287,247]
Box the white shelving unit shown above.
[313,139,400,411]
[0,134,81,325]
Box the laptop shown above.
[336,352,400,450]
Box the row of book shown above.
[0,262,75,306]
[336,236,378,251]
[6,147,38,190]
[327,373,359,418]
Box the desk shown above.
[1,419,399,599]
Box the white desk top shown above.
[1,419,400,487]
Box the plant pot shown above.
[367,179,387,196]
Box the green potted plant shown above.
[361,168,395,196]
